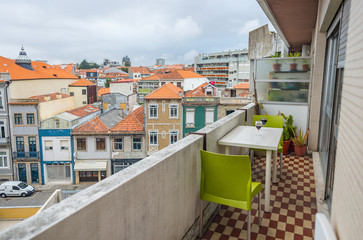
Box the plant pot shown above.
[289,63,297,71]
[294,144,307,156]
[272,63,281,71]
[302,64,310,71]
[289,140,295,152]
[283,140,290,155]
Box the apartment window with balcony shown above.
[14,113,23,125]
[77,138,86,151]
[16,137,24,153]
[169,104,178,118]
[149,131,158,145]
[149,104,158,118]
[205,108,215,125]
[0,152,8,168]
[60,140,69,150]
[186,108,195,127]
[96,138,106,150]
[114,138,123,151]
[0,121,5,138]
[27,113,35,125]
[170,131,178,144]
[44,140,53,150]
[28,136,36,153]
[133,137,142,150]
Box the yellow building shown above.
[68,79,97,108]
[144,83,183,155]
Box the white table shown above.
[218,125,283,212]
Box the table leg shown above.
[272,150,277,183]
[225,146,230,154]
[265,150,271,212]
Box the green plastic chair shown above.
[200,150,261,240]
[252,115,284,178]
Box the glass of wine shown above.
[261,116,267,131]
[255,121,262,136]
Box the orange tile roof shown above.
[111,106,144,133]
[66,104,100,117]
[72,116,110,135]
[159,70,204,80]
[185,82,210,97]
[233,83,250,89]
[140,74,162,81]
[130,67,150,74]
[29,92,71,102]
[69,78,95,87]
[53,63,76,73]
[110,79,136,84]
[0,56,79,80]
[145,83,183,100]
[98,88,110,97]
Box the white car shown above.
[0,181,35,198]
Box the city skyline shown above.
[0,0,272,66]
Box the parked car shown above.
[0,181,35,198]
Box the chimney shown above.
[56,93,62,99]
[44,95,51,101]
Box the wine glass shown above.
[255,121,262,136]
[261,117,267,131]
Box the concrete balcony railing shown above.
[0,137,9,145]
[0,103,255,240]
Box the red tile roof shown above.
[66,104,100,118]
[233,83,250,89]
[159,70,204,80]
[98,88,110,97]
[185,82,210,97]
[145,83,183,100]
[140,74,162,81]
[29,92,71,102]
[0,56,79,80]
[69,78,95,87]
[130,67,150,74]
[111,106,144,133]
[72,116,110,135]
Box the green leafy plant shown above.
[291,128,309,146]
[280,113,296,141]
[270,52,281,58]
[287,52,301,63]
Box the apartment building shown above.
[144,83,183,155]
[68,79,97,108]
[159,70,208,91]
[195,49,250,88]
[129,67,151,79]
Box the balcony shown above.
[12,151,40,160]
[0,103,318,239]
[0,137,9,145]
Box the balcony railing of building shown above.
[0,103,256,239]
[0,137,9,145]
[12,151,40,160]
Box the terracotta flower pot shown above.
[302,64,310,71]
[294,144,307,156]
[283,140,290,155]
[272,63,281,71]
[290,63,297,71]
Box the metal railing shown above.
[12,151,40,159]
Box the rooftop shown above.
[160,69,204,80]
[233,82,250,89]
[69,78,95,87]
[97,87,110,97]
[66,104,100,118]
[111,106,144,133]
[144,82,183,100]
[72,116,110,135]
[29,92,71,102]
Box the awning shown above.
[74,160,107,171]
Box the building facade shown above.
[68,79,97,108]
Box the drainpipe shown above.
[5,80,14,180]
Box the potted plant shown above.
[270,52,282,71]
[302,60,310,71]
[291,128,309,156]
[287,52,301,71]
[281,113,296,154]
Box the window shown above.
[186,108,195,127]
[226,110,235,115]
[60,140,69,150]
[161,82,165,86]
[45,140,53,150]
[205,108,215,124]
[82,89,87,95]
[170,104,178,118]
[55,118,60,128]
[27,113,35,125]
[114,138,123,150]
[0,121,5,138]
[0,91,3,109]
[96,138,106,150]
[170,131,178,144]
[133,137,142,150]
[177,82,181,88]
[70,92,74,96]
[114,162,133,173]
[149,104,158,118]
[28,136,36,152]
[149,131,158,145]
[16,137,24,152]
[14,113,23,125]
[82,101,87,104]
[77,138,86,150]
[0,152,8,168]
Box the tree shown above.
[105,78,112,88]
[121,67,129,73]
[79,59,91,69]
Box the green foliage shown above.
[280,113,296,141]
[270,52,281,58]
[124,61,131,67]
[287,52,301,57]
[291,128,309,146]
[121,67,129,73]
[79,59,100,69]
[105,78,112,88]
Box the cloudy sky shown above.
[0,0,272,66]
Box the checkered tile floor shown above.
[202,155,317,240]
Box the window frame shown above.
[113,138,123,151]
[0,90,4,110]
[82,89,87,95]
[0,152,8,168]
[60,140,69,150]
[14,113,23,125]
[27,113,35,125]
[149,131,158,146]
[169,104,178,119]
[132,137,142,150]
[170,130,178,144]
[185,108,195,128]
[149,104,158,119]
[0,121,5,138]
[96,138,106,151]
[44,140,53,150]
[16,136,25,153]
[77,138,87,151]
[205,108,215,125]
